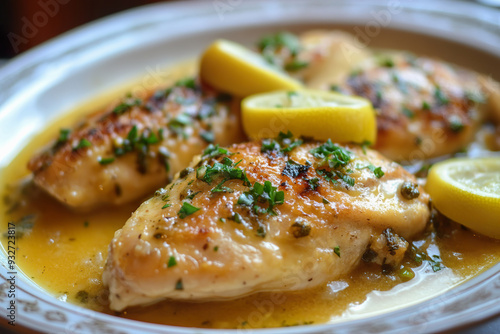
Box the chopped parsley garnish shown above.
[448,116,464,133]
[317,169,355,187]
[401,106,415,119]
[307,177,320,190]
[156,188,171,208]
[202,144,231,159]
[282,159,310,178]
[378,56,394,68]
[310,140,352,168]
[429,255,444,272]
[334,246,341,257]
[434,86,449,105]
[358,163,385,178]
[284,60,309,71]
[330,84,341,92]
[361,140,371,155]
[410,244,444,272]
[238,180,285,216]
[197,157,250,193]
[261,131,303,154]
[56,128,71,147]
[168,256,177,268]
[186,191,201,200]
[112,98,142,115]
[422,101,431,110]
[98,157,115,165]
[322,197,330,204]
[178,202,200,219]
[112,125,165,173]
[83,221,89,228]
[74,138,92,150]
[213,246,219,252]
[310,140,357,187]
[257,31,302,57]
[200,130,214,143]
[175,279,184,290]
[175,77,197,90]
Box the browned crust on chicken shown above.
[103,139,430,311]
[28,80,245,210]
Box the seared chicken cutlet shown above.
[28,79,245,210]
[103,138,430,311]
[258,30,496,161]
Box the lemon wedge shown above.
[199,39,303,97]
[241,89,376,143]
[426,157,500,239]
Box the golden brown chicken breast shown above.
[103,137,430,311]
[257,30,496,162]
[28,78,245,210]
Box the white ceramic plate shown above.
[1,1,499,333]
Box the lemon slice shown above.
[199,39,303,97]
[426,157,500,239]
[241,89,376,143]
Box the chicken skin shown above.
[103,138,430,311]
[258,30,496,162]
[28,79,245,210]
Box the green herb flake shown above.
[178,202,201,219]
[449,116,464,133]
[330,84,341,92]
[401,106,415,119]
[202,144,231,159]
[238,181,285,216]
[167,256,177,268]
[74,138,92,150]
[175,77,197,90]
[175,278,184,290]
[213,246,219,252]
[307,177,320,190]
[285,60,309,71]
[186,191,201,200]
[200,130,214,143]
[257,31,302,57]
[112,98,142,115]
[429,255,444,272]
[322,197,330,205]
[361,140,372,155]
[434,86,449,105]
[334,246,341,257]
[422,101,431,110]
[56,128,71,146]
[261,131,303,154]
[83,221,89,228]
[98,157,115,165]
[162,203,171,209]
[378,57,394,68]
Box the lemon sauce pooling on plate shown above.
[1,61,500,329]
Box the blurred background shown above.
[0,0,171,59]
[1,0,500,61]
